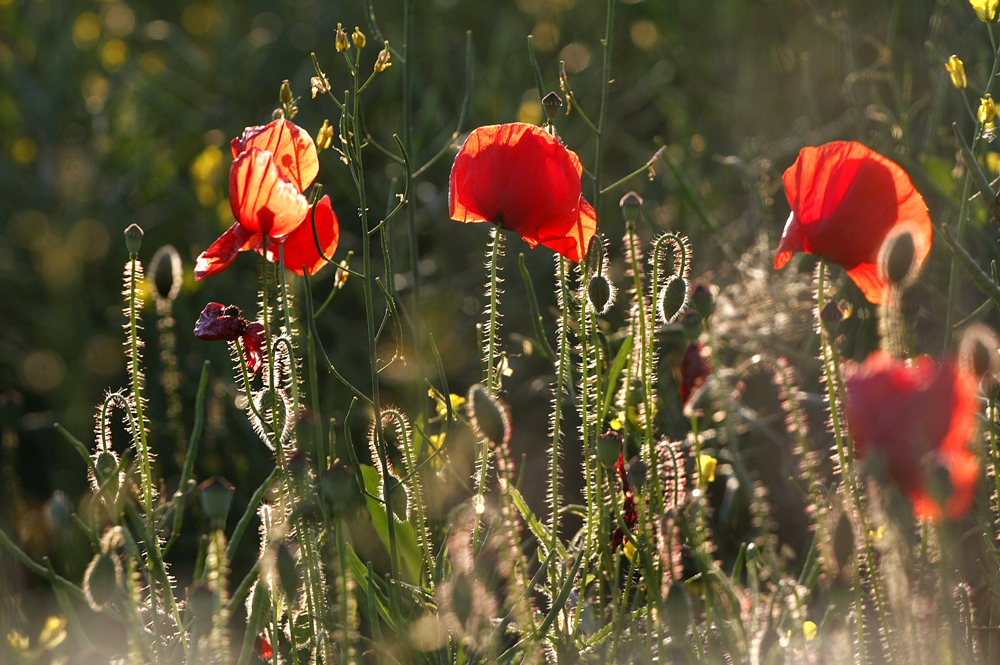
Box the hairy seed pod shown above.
[959,323,1000,385]
[93,450,119,490]
[659,275,689,324]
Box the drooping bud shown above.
[279,79,293,106]
[374,41,392,73]
[588,275,614,315]
[316,119,334,151]
[878,227,918,287]
[384,474,410,523]
[584,234,605,276]
[352,26,366,49]
[275,541,300,603]
[466,384,511,447]
[335,23,350,52]
[93,449,120,490]
[946,55,967,90]
[959,323,1000,384]
[199,476,235,528]
[658,276,689,325]
[124,223,143,256]
[690,283,714,320]
[597,430,623,470]
[321,462,363,517]
[619,191,643,226]
[83,551,121,610]
[541,91,563,123]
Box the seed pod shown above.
[626,458,648,491]
[541,91,563,123]
[619,191,643,226]
[83,551,121,611]
[658,275,689,324]
[596,430,623,470]
[466,384,511,447]
[124,224,143,255]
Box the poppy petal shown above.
[449,123,596,263]
[230,147,310,239]
[779,141,932,303]
[194,223,260,280]
[845,263,888,305]
[233,119,319,192]
[264,195,340,276]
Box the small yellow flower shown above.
[38,616,67,650]
[697,454,717,484]
[335,23,349,52]
[316,119,334,150]
[609,418,623,431]
[374,41,392,73]
[7,630,29,652]
[803,620,818,642]
[867,525,886,542]
[980,94,997,125]
[427,433,445,471]
[971,0,999,22]
[623,538,636,562]
[352,26,366,49]
[311,74,330,99]
[946,55,967,90]
[432,392,466,419]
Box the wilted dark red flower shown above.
[844,351,978,520]
[680,343,712,409]
[253,634,273,660]
[193,303,266,374]
[449,122,597,263]
[195,119,339,279]
[611,452,637,551]
[775,141,932,304]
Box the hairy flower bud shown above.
[690,283,714,320]
[587,275,614,315]
[879,227,919,287]
[83,551,121,611]
[466,384,511,447]
[658,276,689,325]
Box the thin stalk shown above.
[550,256,571,554]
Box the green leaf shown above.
[600,336,633,423]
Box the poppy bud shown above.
[352,26,366,49]
[658,276,689,325]
[946,55,967,90]
[588,275,614,315]
[124,223,143,256]
[198,476,234,528]
[879,227,917,287]
[681,310,702,343]
[321,462,362,516]
[959,323,1000,384]
[690,283,714,320]
[619,191,643,226]
[597,430,623,470]
[274,541,300,603]
[384,474,410,523]
[584,234,606,276]
[187,581,217,631]
[93,450,120,491]
[466,384,511,447]
[626,457,648,490]
[83,551,120,610]
[924,460,954,510]
[149,245,182,302]
[335,23,350,52]
[664,581,692,635]
[279,79,293,106]
[316,119,334,151]
[541,91,563,123]
[374,41,392,73]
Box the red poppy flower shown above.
[449,122,597,263]
[253,634,273,660]
[775,141,932,304]
[844,351,978,520]
[610,452,637,551]
[195,119,339,279]
[680,343,712,409]
[193,302,266,374]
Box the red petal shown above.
[193,302,246,341]
[449,123,596,263]
[230,147,310,239]
[241,325,266,375]
[253,634,273,660]
[265,196,340,276]
[780,141,931,301]
[233,119,319,192]
[845,262,887,305]
[194,223,260,280]
[774,211,804,270]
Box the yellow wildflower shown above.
[946,55,967,89]
[698,454,717,484]
[971,0,999,22]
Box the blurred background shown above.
[2,0,997,648]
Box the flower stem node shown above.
[335,23,350,52]
[619,191,643,227]
[124,223,143,256]
[597,430,624,470]
[198,476,235,528]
